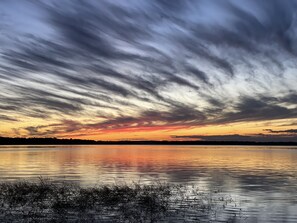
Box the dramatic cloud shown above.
[0,0,297,139]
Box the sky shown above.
[1,0,297,141]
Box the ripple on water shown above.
[0,145,297,222]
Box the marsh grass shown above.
[0,178,243,222]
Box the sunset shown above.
[1,0,297,141]
[1,0,297,222]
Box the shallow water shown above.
[0,145,297,222]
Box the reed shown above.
[0,178,243,222]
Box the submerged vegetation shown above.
[0,178,244,222]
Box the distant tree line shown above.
[0,137,297,145]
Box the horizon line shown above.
[1,137,297,146]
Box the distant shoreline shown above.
[1,137,297,146]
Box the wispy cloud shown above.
[0,0,297,138]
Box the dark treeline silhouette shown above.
[1,137,297,146]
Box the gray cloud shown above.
[0,114,18,122]
[0,0,297,137]
[172,134,297,142]
[214,96,297,124]
[265,129,297,134]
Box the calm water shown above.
[1,145,297,222]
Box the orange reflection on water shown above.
[0,145,297,185]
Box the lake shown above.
[0,145,297,222]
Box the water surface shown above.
[0,145,297,222]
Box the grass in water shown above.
[0,178,244,222]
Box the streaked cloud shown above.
[0,0,297,139]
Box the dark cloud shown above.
[23,121,82,137]
[192,0,297,54]
[184,64,209,84]
[282,93,297,104]
[22,105,206,137]
[265,129,297,134]
[83,105,206,131]
[154,0,191,12]
[0,0,297,137]
[0,115,18,122]
[176,35,235,77]
[172,134,297,142]
[214,96,297,124]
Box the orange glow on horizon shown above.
[1,117,297,141]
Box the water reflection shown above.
[0,145,297,222]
